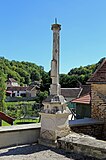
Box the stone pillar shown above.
[50,22,61,95]
[39,20,70,147]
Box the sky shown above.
[0,0,106,73]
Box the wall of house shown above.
[91,83,106,138]
[91,84,106,120]
[76,104,91,119]
[31,90,37,97]
[12,91,26,97]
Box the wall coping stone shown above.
[57,132,106,159]
[69,118,104,127]
[0,123,41,133]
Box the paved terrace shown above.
[0,143,99,160]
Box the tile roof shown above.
[80,85,91,97]
[27,85,40,91]
[71,94,91,104]
[87,58,106,83]
[61,88,81,99]
[27,86,35,91]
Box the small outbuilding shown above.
[71,94,91,119]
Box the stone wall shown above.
[57,132,106,159]
[91,84,106,120]
[91,83,106,138]
[70,123,104,140]
[0,123,41,148]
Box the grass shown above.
[2,101,40,126]
[2,118,39,126]
[2,121,11,126]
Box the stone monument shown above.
[39,19,70,147]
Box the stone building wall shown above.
[91,84,106,120]
[91,83,106,139]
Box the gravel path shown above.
[0,144,98,160]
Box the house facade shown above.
[87,58,106,138]
[7,86,27,97]
[6,78,40,98]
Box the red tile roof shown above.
[87,58,106,83]
[71,94,91,104]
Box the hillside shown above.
[60,58,105,88]
[0,57,105,89]
[0,57,50,91]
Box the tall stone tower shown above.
[50,19,61,95]
[39,20,70,147]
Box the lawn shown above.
[2,118,39,126]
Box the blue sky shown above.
[0,0,106,73]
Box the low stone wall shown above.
[57,132,106,159]
[71,124,104,139]
[0,123,41,148]
[69,118,104,140]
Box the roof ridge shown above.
[87,58,106,83]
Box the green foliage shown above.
[0,57,105,91]
[6,101,39,119]
[66,63,98,87]
[36,91,48,103]
[0,57,49,90]
[0,70,6,111]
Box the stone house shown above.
[87,59,106,121]
[87,58,106,138]
[6,78,40,98]
[7,78,20,87]
[6,85,40,98]
[26,85,40,97]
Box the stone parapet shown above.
[0,123,41,148]
[57,132,106,159]
[69,118,104,140]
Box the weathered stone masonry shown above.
[87,59,106,139]
[91,84,106,121]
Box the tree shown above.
[36,91,48,104]
[0,71,6,126]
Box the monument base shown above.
[38,138,57,148]
[38,112,70,147]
